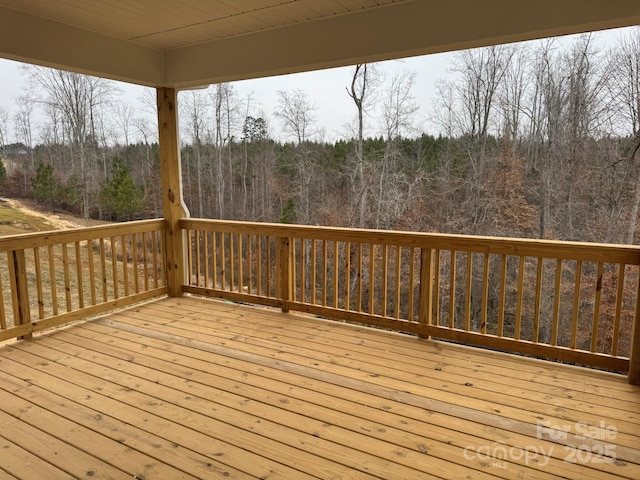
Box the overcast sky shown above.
[0,26,634,144]
[0,52,453,143]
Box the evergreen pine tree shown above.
[100,157,145,221]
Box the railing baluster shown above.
[88,239,97,305]
[551,258,562,346]
[591,261,604,352]
[229,233,235,292]
[481,253,489,335]
[333,241,339,308]
[382,245,388,317]
[34,247,45,319]
[300,239,306,303]
[212,231,218,289]
[515,256,525,340]
[132,234,139,294]
[247,235,253,294]
[368,244,375,314]
[497,254,507,337]
[279,236,293,312]
[142,232,150,292]
[419,248,434,329]
[99,238,107,302]
[448,250,456,328]
[533,257,543,343]
[194,230,200,287]
[220,232,227,290]
[408,247,415,322]
[357,243,362,312]
[265,235,270,296]
[203,231,209,289]
[122,235,129,297]
[74,241,84,309]
[394,246,401,319]
[311,240,317,304]
[290,237,296,300]
[62,243,72,311]
[571,260,582,349]
[322,240,328,306]
[256,235,262,296]
[612,264,626,356]
[345,242,351,311]
[111,236,119,299]
[274,237,280,300]
[151,232,158,288]
[0,262,6,330]
[464,252,472,331]
[238,234,244,293]
[433,250,440,325]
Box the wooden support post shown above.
[157,87,189,297]
[9,250,32,339]
[279,237,293,313]
[628,280,640,385]
[418,248,434,337]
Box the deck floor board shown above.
[0,296,638,479]
[137,300,640,419]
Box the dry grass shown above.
[0,199,56,235]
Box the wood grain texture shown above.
[0,296,636,480]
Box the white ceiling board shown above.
[163,0,640,88]
[0,0,638,88]
[0,4,163,85]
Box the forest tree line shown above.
[0,30,639,246]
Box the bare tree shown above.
[453,45,513,148]
[562,34,607,239]
[376,69,419,228]
[499,45,529,153]
[274,89,318,144]
[13,96,36,194]
[607,27,640,243]
[212,83,239,218]
[25,66,113,217]
[181,89,211,218]
[381,70,418,140]
[113,101,135,146]
[525,39,566,238]
[347,63,380,228]
[0,106,10,157]
[450,45,514,233]
[274,89,319,223]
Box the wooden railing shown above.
[0,220,168,342]
[181,219,640,379]
[6,216,635,378]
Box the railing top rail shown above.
[180,218,640,264]
[0,219,166,252]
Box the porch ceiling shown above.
[0,0,639,88]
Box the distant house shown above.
[0,142,31,175]
[2,142,30,157]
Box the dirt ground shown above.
[0,198,107,233]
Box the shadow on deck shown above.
[0,296,638,479]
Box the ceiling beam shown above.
[164,0,640,88]
[0,5,163,86]
[1,1,639,89]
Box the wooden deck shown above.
[0,296,637,480]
